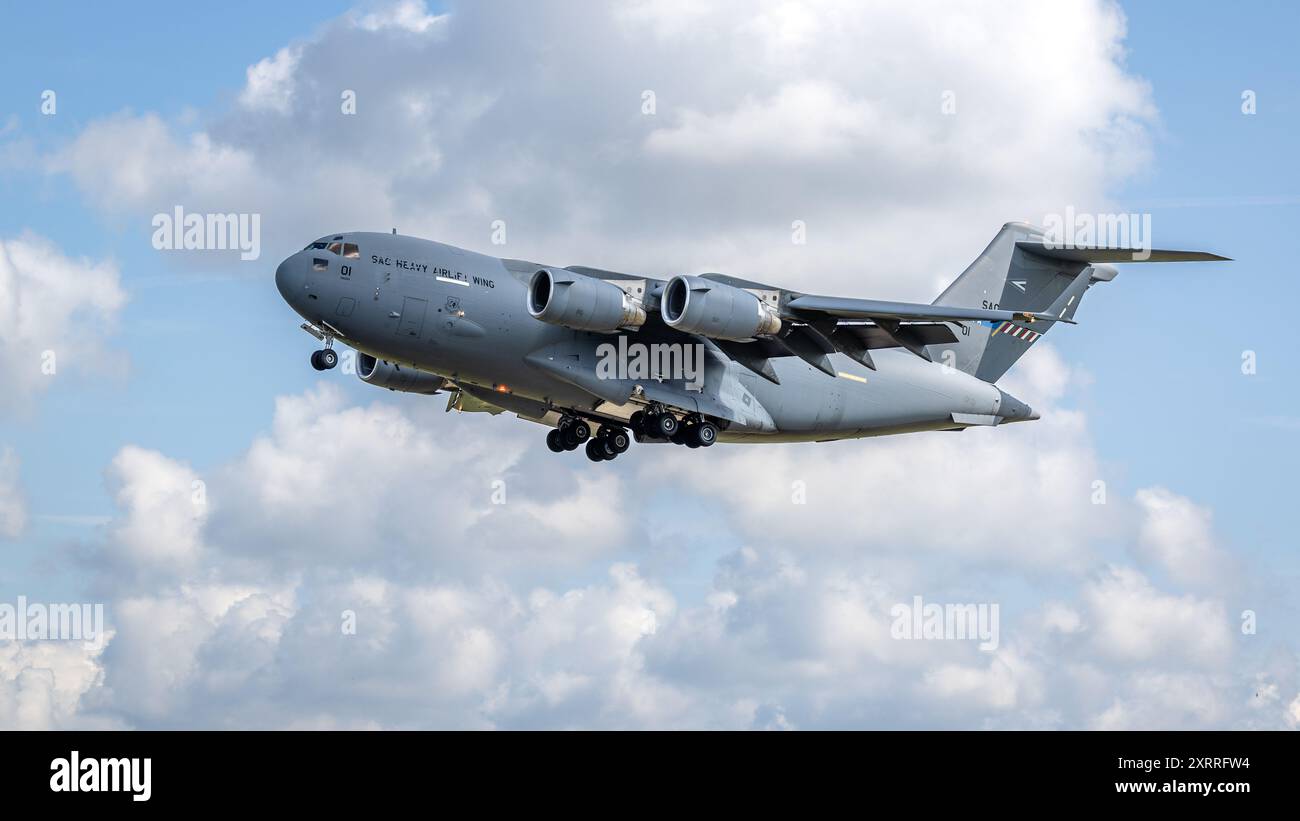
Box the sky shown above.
[0,0,1297,729]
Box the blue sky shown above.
[0,1,1296,728]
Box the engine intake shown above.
[528,268,646,332]
[357,353,448,394]
[661,275,781,341]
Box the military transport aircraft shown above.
[274,223,1225,462]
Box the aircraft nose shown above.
[275,254,302,304]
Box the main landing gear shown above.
[545,416,631,462]
[584,426,631,462]
[630,410,718,449]
[545,409,718,461]
[545,417,592,453]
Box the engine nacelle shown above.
[528,268,646,332]
[661,275,782,341]
[357,353,448,394]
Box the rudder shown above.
[930,223,1100,382]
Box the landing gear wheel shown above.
[562,426,580,450]
[653,413,678,439]
[694,421,718,447]
[585,439,607,462]
[310,351,326,371]
[683,424,701,448]
[318,348,338,370]
[570,421,591,444]
[629,410,646,435]
[546,429,564,453]
[608,429,630,454]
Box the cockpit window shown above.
[327,241,343,255]
[342,242,360,259]
[311,241,328,250]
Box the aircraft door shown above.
[397,297,429,339]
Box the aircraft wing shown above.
[784,295,1060,324]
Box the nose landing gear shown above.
[302,321,340,371]
[310,348,339,371]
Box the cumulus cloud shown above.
[0,233,127,411]
[1134,486,1231,588]
[103,446,207,581]
[207,383,624,578]
[0,381,1278,729]
[644,347,1118,573]
[1081,565,1231,668]
[238,46,303,114]
[353,0,447,33]
[0,637,114,730]
[0,448,26,539]
[48,0,1151,297]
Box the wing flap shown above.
[785,295,1058,324]
[838,322,958,349]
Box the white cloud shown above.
[104,446,207,580]
[1093,672,1229,729]
[646,390,1115,572]
[922,648,1043,712]
[0,233,126,411]
[0,637,113,729]
[209,383,621,574]
[0,448,26,539]
[48,0,1151,297]
[1287,693,1300,728]
[1134,486,1230,588]
[354,0,448,33]
[1082,566,1231,667]
[645,81,904,162]
[238,46,303,114]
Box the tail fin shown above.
[929,222,1227,382]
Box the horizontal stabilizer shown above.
[1016,241,1230,263]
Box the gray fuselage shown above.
[275,232,1030,442]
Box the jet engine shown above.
[660,275,782,341]
[357,353,448,394]
[527,268,646,332]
